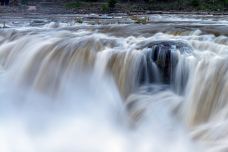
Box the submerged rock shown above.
[30,20,48,26]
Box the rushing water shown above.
[0,14,228,152]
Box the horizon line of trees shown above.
[1,0,227,10]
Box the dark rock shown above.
[137,40,192,85]
[138,40,193,54]
[30,19,48,26]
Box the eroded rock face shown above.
[138,40,193,85]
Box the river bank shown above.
[0,3,228,17]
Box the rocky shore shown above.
[1,2,228,30]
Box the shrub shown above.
[108,0,117,8]
[75,17,83,23]
[101,4,109,12]
[130,16,149,24]
[224,0,228,4]
[64,2,81,9]
[191,0,200,7]
[83,0,98,2]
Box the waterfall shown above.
[0,23,228,152]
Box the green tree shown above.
[224,0,228,9]
[191,0,200,7]
[177,0,183,9]
[108,0,117,8]
[224,0,228,4]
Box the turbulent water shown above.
[0,15,228,152]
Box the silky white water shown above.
[0,19,228,152]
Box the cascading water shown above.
[0,17,228,152]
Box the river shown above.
[0,14,228,152]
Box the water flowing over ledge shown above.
[0,15,228,152]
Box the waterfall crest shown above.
[0,24,228,152]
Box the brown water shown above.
[0,14,228,152]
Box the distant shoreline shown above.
[127,11,228,16]
[0,5,228,17]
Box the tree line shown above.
[1,0,227,11]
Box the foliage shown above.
[101,4,109,12]
[191,0,200,7]
[61,0,228,12]
[75,17,83,23]
[224,0,228,4]
[130,16,149,24]
[108,0,117,8]
[64,2,81,9]
[83,0,98,2]
[21,0,28,5]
